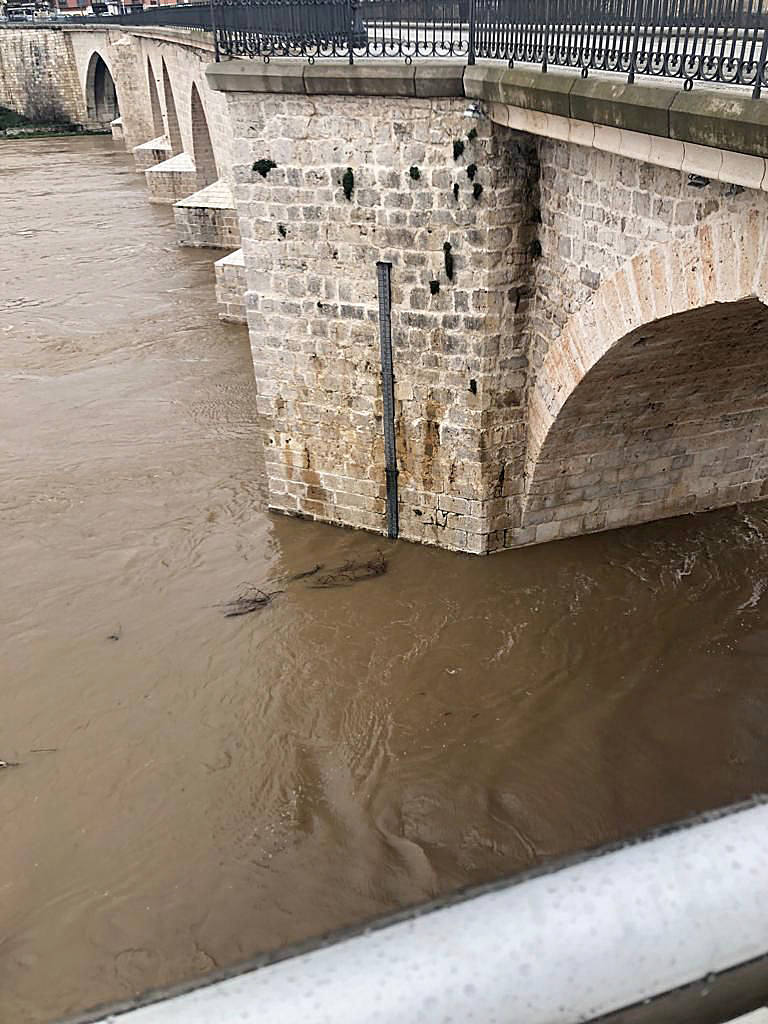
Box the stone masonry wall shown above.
[507,140,768,548]
[226,91,537,553]
[0,27,85,125]
[524,141,768,382]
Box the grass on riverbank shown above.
[0,105,110,140]
[0,105,29,131]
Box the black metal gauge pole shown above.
[376,261,399,541]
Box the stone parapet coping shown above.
[206,57,768,161]
[490,99,768,192]
[465,65,768,160]
[206,58,464,98]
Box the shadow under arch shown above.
[523,214,768,537]
[85,51,118,127]
[161,59,183,155]
[190,82,217,188]
[147,57,164,139]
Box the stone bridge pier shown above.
[205,60,768,553]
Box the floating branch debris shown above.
[218,587,282,617]
[310,552,387,588]
[287,564,323,582]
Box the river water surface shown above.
[3,137,768,1024]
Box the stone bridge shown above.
[2,22,768,554]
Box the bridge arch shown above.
[146,57,164,139]
[190,83,217,188]
[161,59,182,155]
[523,213,768,538]
[84,51,118,127]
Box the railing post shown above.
[347,0,356,64]
[753,5,768,99]
[541,0,550,73]
[468,0,477,66]
[208,0,220,60]
[627,0,643,85]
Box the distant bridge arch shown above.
[523,214,768,539]
[161,58,183,156]
[190,82,217,188]
[146,56,164,139]
[84,50,118,128]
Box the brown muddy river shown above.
[2,136,768,1024]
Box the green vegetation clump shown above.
[0,106,29,131]
[452,139,465,161]
[472,182,483,201]
[466,126,478,142]
[466,163,477,181]
[342,167,355,201]
[409,165,421,180]
[252,158,277,178]
[443,241,454,281]
[429,280,440,295]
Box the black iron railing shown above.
[36,0,768,97]
[214,0,768,96]
[74,3,212,30]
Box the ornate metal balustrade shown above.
[212,0,768,96]
[75,2,212,31]
[57,0,768,97]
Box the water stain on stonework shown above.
[419,399,443,494]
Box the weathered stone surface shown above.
[670,90,768,159]
[304,61,417,97]
[569,78,675,138]
[215,248,247,322]
[205,58,306,95]
[464,64,574,117]
[414,62,465,98]
[0,27,85,126]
